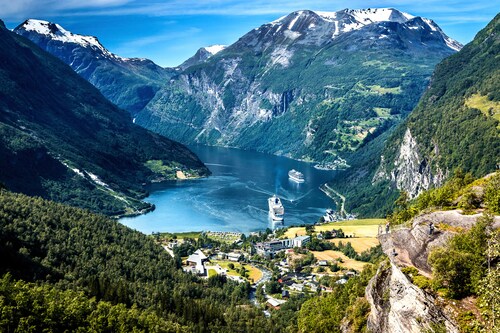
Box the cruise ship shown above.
[288,169,305,183]
[268,195,284,221]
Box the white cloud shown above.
[1,0,496,20]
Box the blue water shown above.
[120,145,337,234]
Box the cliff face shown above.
[366,210,500,332]
[373,128,446,198]
[366,261,458,333]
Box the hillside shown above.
[0,21,208,216]
[0,189,274,332]
[14,19,175,115]
[16,9,460,164]
[328,12,500,217]
[137,8,458,164]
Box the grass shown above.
[283,219,385,239]
[328,237,379,253]
[208,269,217,277]
[465,94,500,126]
[367,85,401,95]
[311,250,370,271]
[211,260,263,283]
[373,107,391,118]
[159,231,202,239]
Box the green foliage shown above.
[401,266,431,290]
[297,264,378,332]
[484,173,500,214]
[477,227,500,332]
[0,273,187,333]
[0,25,208,216]
[429,214,492,298]
[0,190,276,332]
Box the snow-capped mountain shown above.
[235,8,461,51]
[18,19,115,58]
[15,19,174,114]
[178,44,227,70]
[137,8,461,162]
[15,9,463,163]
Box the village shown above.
[154,218,385,312]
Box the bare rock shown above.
[366,261,459,333]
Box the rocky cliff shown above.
[373,128,446,198]
[366,261,458,333]
[372,13,499,199]
[366,210,500,332]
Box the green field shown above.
[158,231,202,239]
[211,260,263,283]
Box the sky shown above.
[1,0,497,67]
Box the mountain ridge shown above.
[136,7,459,163]
[327,12,499,217]
[15,19,175,115]
[0,22,209,215]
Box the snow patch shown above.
[204,44,226,55]
[19,19,143,61]
[61,162,85,178]
[284,30,301,40]
[288,11,303,30]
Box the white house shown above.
[185,249,209,275]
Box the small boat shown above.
[268,195,284,221]
[288,169,305,183]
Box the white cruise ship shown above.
[268,195,284,221]
[288,169,305,183]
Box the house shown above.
[281,290,290,299]
[226,252,242,262]
[335,278,348,285]
[290,283,304,292]
[266,297,286,310]
[318,260,328,266]
[185,249,209,275]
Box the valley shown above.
[0,5,499,333]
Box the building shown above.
[293,235,310,247]
[255,235,311,256]
[226,252,242,262]
[185,249,209,275]
[266,297,287,310]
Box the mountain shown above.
[135,8,460,163]
[328,12,500,217]
[178,44,227,70]
[0,21,208,216]
[14,19,174,115]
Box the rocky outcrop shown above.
[373,128,446,198]
[367,210,500,332]
[366,261,459,333]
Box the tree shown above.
[429,214,492,298]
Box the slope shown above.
[137,8,459,163]
[14,19,174,115]
[0,20,209,216]
[328,12,499,217]
[0,189,272,332]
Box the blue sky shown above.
[1,0,497,67]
